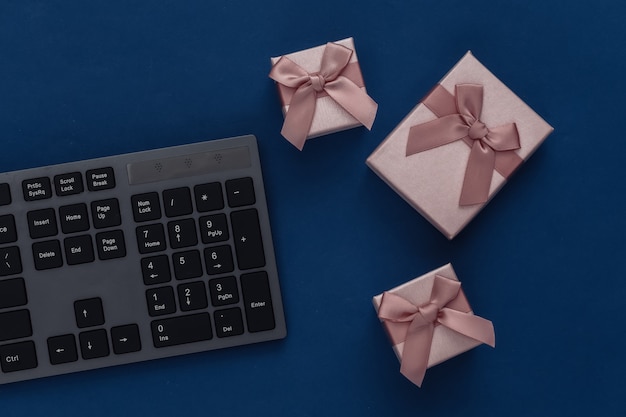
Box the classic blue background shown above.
[0,0,624,415]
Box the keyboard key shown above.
[86,167,116,191]
[208,276,239,306]
[47,334,78,365]
[230,209,266,270]
[204,245,234,275]
[0,214,17,244]
[95,230,126,260]
[199,213,229,244]
[91,198,122,229]
[0,246,22,276]
[64,235,95,265]
[22,177,52,201]
[111,324,142,354]
[54,172,84,197]
[0,341,37,372]
[74,297,105,328]
[0,309,32,341]
[59,203,90,234]
[32,240,63,270]
[0,183,11,206]
[146,286,176,317]
[0,278,27,309]
[172,250,203,280]
[194,182,224,212]
[151,313,212,348]
[177,281,208,312]
[167,218,198,249]
[136,224,166,254]
[131,192,162,222]
[225,177,255,207]
[79,329,110,359]
[214,308,244,338]
[241,271,275,332]
[27,208,58,239]
[163,187,193,217]
[141,255,171,285]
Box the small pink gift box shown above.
[366,51,553,239]
[373,263,495,387]
[269,37,377,150]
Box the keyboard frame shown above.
[0,134,286,385]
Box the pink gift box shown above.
[269,37,377,150]
[372,263,495,387]
[366,51,553,239]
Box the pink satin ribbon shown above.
[269,42,378,150]
[378,275,495,387]
[406,84,523,206]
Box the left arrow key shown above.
[47,334,78,365]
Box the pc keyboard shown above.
[0,134,286,384]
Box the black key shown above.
[177,281,208,312]
[22,177,52,201]
[204,245,234,275]
[146,286,176,317]
[163,187,193,217]
[86,167,116,191]
[47,334,78,365]
[136,224,166,254]
[172,250,203,280]
[0,183,11,206]
[74,297,105,328]
[225,177,255,207]
[64,235,95,265]
[0,341,37,372]
[27,208,58,239]
[0,246,22,276]
[167,218,198,249]
[111,324,142,354]
[59,203,90,234]
[79,329,110,359]
[131,192,162,222]
[208,276,239,306]
[0,214,17,244]
[54,172,84,197]
[32,240,63,270]
[199,213,229,244]
[141,255,171,285]
[0,309,32,341]
[0,278,27,309]
[95,230,126,260]
[151,313,212,348]
[241,271,275,332]
[194,182,224,212]
[91,198,122,229]
[230,209,265,270]
[214,308,244,338]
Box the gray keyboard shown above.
[0,134,286,385]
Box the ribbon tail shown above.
[400,323,434,387]
[438,308,495,347]
[324,76,377,130]
[406,115,470,156]
[459,140,496,206]
[281,86,317,150]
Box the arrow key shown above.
[177,281,208,312]
[74,297,105,328]
[111,324,141,355]
[79,329,109,360]
[47,334,78,365]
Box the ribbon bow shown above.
[406,84,523,206]
[378,275,495,387]
[269,42,378,150]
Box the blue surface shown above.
[0,1,624,415]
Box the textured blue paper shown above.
[0,1,624,415]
